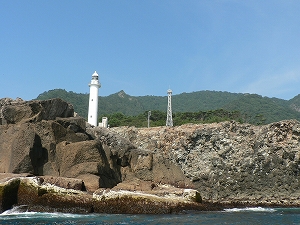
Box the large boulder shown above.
[87,127,192,188]
[0,178,20,212]
[0,118,90,175]
[0,98,96,185]
[0,98,74,125]
[16,177,94,214]
[55,140,120,191]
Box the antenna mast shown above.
[166,89,173,127]
[148,111,151,128]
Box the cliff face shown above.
[0,98,189,193]
[0,98,198,213]
[0,97,299,212]
[111,121,300,205]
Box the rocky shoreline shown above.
[0,174,206,214]
[1,174,297,215]
[0,98,299,214]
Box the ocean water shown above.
[0,207,300,225]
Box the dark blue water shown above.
[0,207,299,224]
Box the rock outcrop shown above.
[0,98,198,213]
[86,127,192,188]
[0,98,74,125]
[0,174,204,214]
[111,121,300,206]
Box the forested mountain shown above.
[36,89,300,125]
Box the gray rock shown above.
[111,121,300,205]
[39,176,86,191]
[87,127,191,188]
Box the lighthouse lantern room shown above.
[88,71,101,126]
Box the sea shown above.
[0,206,300,225]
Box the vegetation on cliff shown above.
[103,109,245,127]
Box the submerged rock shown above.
[0,177,20,212]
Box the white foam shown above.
[1,205,29,215]
[0,210,90,219]
[224,207,276,212]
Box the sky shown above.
[1,0,300,100]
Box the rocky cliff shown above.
[0,98,197,213]
[111,121,300,206]
[0,97,299,214]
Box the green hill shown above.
[223,94,299,124]
[36,89,300,125]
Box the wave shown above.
[224,207,276,213]
[1,206,93,219]
[1,205,29,215]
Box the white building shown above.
[88,71,101,126]
[99,117,108,128]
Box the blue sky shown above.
[1,0,300,100]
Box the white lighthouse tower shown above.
[88,71,101,126]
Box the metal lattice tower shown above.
[148,111,151,128]
[166,89,173,127]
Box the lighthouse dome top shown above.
[89,71,101,87]
[92,71,98,77]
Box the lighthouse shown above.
[88,71,101,126]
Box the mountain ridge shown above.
[36,89,300,125]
